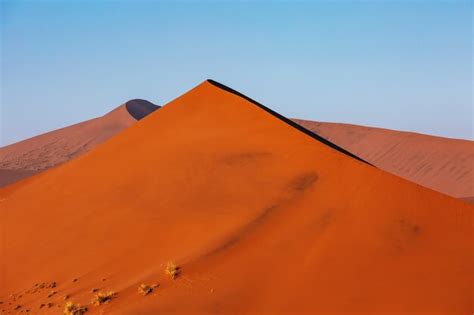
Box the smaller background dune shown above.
[0,100,159,187]
[293,119,473,199]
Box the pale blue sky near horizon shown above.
[1,0,472,146]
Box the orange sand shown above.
[294,120,474,199]
[0,81,472,314]
[2,101,471,203]
[0,101,158,187]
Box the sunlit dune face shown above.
[0,81,471,315]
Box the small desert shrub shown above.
[36,282,46,289]
[64,301,87,315]
[138,284,152,296]
[92,291,116,306]
[165,262,180,279]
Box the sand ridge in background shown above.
[0,100,159,186]
[1,80,472,314]
[1,97,472,204]
[294,119,474,199]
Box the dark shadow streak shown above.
[207,79,372,166]
[202,204,279,258]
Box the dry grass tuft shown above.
[63,301,88,315]
[91,291,116,306]
[35,282,46,289]
[165,262,180,279]
[138,284,153,296]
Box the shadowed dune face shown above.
[461,196,474,204]
[125,99,160,120]
[1,81,472,315]
[0,101,159,187]
[293,119,474,199]
[0,169,38,187]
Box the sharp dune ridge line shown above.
[294,119,474,199]
[1,94,472,204]
[206,79,372,165]
[1,80,472,314]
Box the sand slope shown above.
[0,169,38,188]
[3,98,471,202]
[294,120,474,199]
[0,100,159,187]
[461,196,474,204]
[1,81,472,314]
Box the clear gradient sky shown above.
[1,0,472,146]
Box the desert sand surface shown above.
[1,80,472,314]
[294,120,474,199]
[0,169,38,188]
[0,100,159,187]
[2,98,471,203]
[461,196,474,204]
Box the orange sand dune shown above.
[0,100,159,187]
[1,81,472,314]
[294,120,474,199]
[3,98,471,202]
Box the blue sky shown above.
[1,0,472,145]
